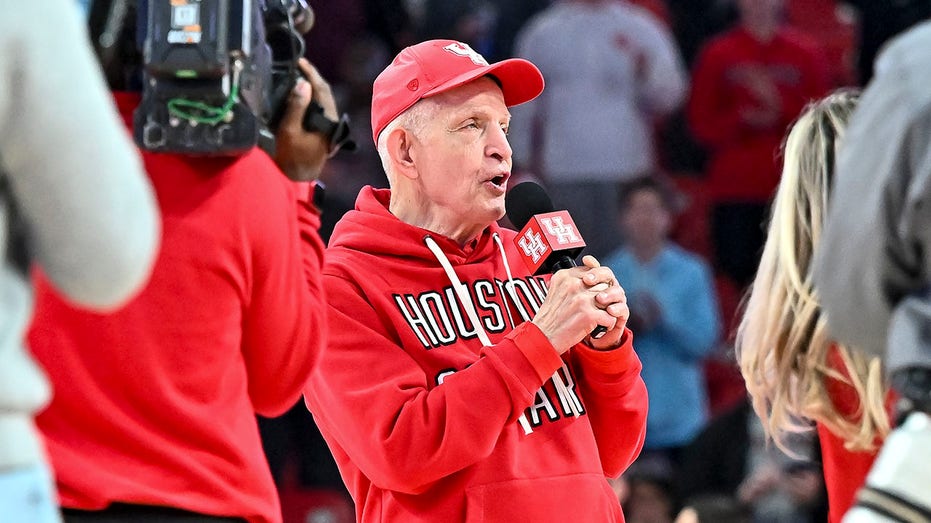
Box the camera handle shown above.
[302,100,356,156]
[264,65,356,156]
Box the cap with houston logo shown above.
[370,39,545,144]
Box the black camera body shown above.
[134,0,308,155]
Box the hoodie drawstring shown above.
[424,234,581,435]
[424,235,534,434]
[492,233,582,419]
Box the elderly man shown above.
[304,40,648,522]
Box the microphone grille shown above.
[505,182,555,230]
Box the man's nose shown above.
[487,126,512,163]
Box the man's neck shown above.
[389,195,483,247]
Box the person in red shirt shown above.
[735,90,893,523]
[303,39,648,522]
[687,0,829,288]
[26,22,339,523]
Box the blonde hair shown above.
[736,89,890,452]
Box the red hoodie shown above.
[688,26,829,202]
[304,187,648,523]
[27,92,327,523]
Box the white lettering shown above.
[540,216,581,245]
[420,292,456,345]
[518,229,548,263]
[394,294,440,348]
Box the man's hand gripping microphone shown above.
[506,182,608,339]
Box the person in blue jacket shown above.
[603,176,721,465]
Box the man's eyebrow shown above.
[453,105,511,120]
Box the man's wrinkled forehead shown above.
[422,76,508,113]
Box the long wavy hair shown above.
[736,89,890,452]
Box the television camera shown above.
[100,0,355,155]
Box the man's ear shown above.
[387,127,419,180]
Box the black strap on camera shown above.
[302,100,356,156]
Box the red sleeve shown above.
[242,179,327,416]
[687,40,745,149]
[305,275,564,495]
[571,329,648,478]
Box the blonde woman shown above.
[736,90,892,523]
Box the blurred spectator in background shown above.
[677,399,827,523]
[675,494,751,523]
[603,177,720,467]
[418,0,496,56]
[687,0,828,289]
[0,1,159,521]
[27,3,338,521]
[781,0,856,88]
[621,455,679,523]
[509,0,687,258]
[653,0,737,181]
[737,90,891,522]
[652,1,737,192]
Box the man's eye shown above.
[465,121,480,129]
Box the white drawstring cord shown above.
[424,235,534,434]
[490,233,518,329]
[492,234,582,418]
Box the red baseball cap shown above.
[370,40,545,143]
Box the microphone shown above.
[505,181,607,339]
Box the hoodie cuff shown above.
[574,328,641,377]
[503,322,565,385]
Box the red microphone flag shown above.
[514,210,587,275]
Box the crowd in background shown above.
[253,1,930,522]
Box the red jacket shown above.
[28,92,327,523]
[305,187,648,522]
[818,347,892,523]
[688,26,829,202]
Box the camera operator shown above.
[1,1,159,522]
[813,19,931,523]
[25,2,343,522]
